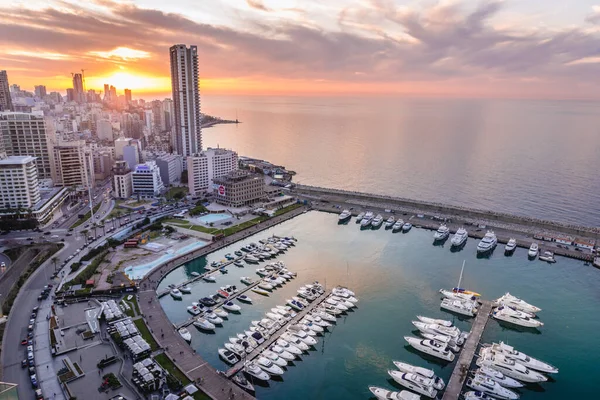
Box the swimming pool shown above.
[195,213,231,224]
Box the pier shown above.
[442,300,492,400]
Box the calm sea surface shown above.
[202,96,600,227]
[159,212,599,399]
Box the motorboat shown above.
[213,307,228,318]
[338,209,352,222]
[463,391,496,400]
[240,276,255,285]
[331,286,358,302]
[217,289,231,299]
[329,295,355,308]
[257,281,273,290]
[262,350,288,367]
[275,305,296,317]
[466,374,519,400]
[452,287,481,297]
[223,301,241,312]
[234,261,245,267]
[311,309,337,323]
[266,312,286,325]
[237,294,252,303]
[287,326,318,345]
[487,342,558,374]
[178,328,192,342]
[385,216,396,228]
[270,345,296,361]
[245,255,259,263]
[504,238,517,254]
[404,336,455,361]
[387,370,438,398]
[321,303,343,315]
[187,305,201,316]
[218,348,239,365]
[235,250,244,257]
[243,362,270,381]
[492,307,543,328]
[191,272,200,277]
[392,220,404,232]
[369,386,420,400]
[411,321,461,339]
[476,366,524,388]
[356,211,365,222]
[299,319,324,334]
[225,253,235,260]
[280,334,310,351]
[256,357,284,376]
[360,211,374,227]
[419,333,460,352]
[287,299,305,311]
[402,222,412,232]
[440,298,478,317]
[439,289,477,302]
[416,315,452,327]
[477,348,548,383]
[232,374,254,393]
[494,305,535,319]
[477,231,497,254]
[193,318,215,331]
[199,297,217,307]
[252,318,280,332]
[539,251,556,263]
[170,289,183,299]
[393,360,445,390]
[493,293,541,314]
[304,314,331,328]
[252,288,270,296]
[371,214,384,228]
[271,308,293,321]
[450,227,468,247]
[528,243,539,258]
[225,342,248,357]
[276,338,304,354]
[203,275,216,282]
[324,297,348,311]
[180,286,192,294]
[433,224,450,241]
[249,330,267,345]
[205,311,224,325]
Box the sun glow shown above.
[86,72,171,92]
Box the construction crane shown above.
[81,69,86,92]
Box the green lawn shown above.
[133,318,159,351]
[166,186,188,199]
[123,295,140,317]
[153,354,211,400]
[163,219,219,234]
[274,202,302,216]
[70,203,102,228]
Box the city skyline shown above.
[1,0,600,99]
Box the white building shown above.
[156,154,182,186]
[132,161,164,198]
[113,160,132,199]
[96,119,113,141]
[114,137,134,159]
[0,156,40,208]
[50,140,95,189]
[123,145,139,170]
[187,148,238,196]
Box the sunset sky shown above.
[2,0,600,99]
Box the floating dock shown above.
[442,300,492,400]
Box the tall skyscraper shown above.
[124,89,132,104]
[34,85,47,98]
[72,73,84,103]
[103,84,110,102]
[0,71,13,112]
[66,88,75,102]
[109,86,117,102]
[170,44,201,156]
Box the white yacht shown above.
[243,362,270,381]
[493,293,541,314]
[528,242,539,258]
[492,306,543,328]
[368,386,420,400]
[440,298,478,317]
[338,209,352,223]
[225,342,248,357]
[193,317,215,331]
[466,374,520,400]
[433,224,450,241]
[356,212,365,223]
[392,219,404,232]
[178,328,192,342]
[504,238,517,254]
[223,301,241,312]
[170,289,183,299]
[463,391,496,400]
[416,315,453,327]
[393,360,445,390]
[218,348,239,365]
[477,231,498,254]
[262,350,288,367]
[402,222,412,232]
[476,366,524,388]
[419,333,460,352]
[539,251,556,263]
[276,338,304,355]
[360,211,374,227]
[488,342,558,374]
[404,336,455,361]
[450,227,468,247]
[203,275,216,282]
[280,333,310,351]
[477,348,548,382]
[371,214,384,228]
[411,321,461,339]
[385,216,396,228]
[269,345,296,361]
[387,370,438,398]
[180,286,192,294]
[439,289,477,302]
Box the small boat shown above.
[245,255,259,263]
[402,222,412,232]
[217,289,230,299]
[218,348,239,365]
[393,360,445,390]
[477,348,548,382]
[466,374,520,400]
[262,350,288,367]
[213,307,228,318]
[225,342,247,357]
[369,386,421,400]
[504,238,517,254]
[190,272,200,277]
[539,251,556,263]
[412,321,461,339]
[387,370,438,398]
[371,214,384,228]
[280,333,309,351]
[493,293,541,314]
[476,366,524,388]
[240,276,254,285]
[477,231,497,254]
[404,336,455,362]
[202,275,216,282]
[256,356,284,376]
[234,250,244,257]
[528,242,539,258]
[205,311,224,325]
[419,333,460,352]
[234,261,245,267]
[232,374,254,393]
[223,301,241,312]
[244,362,270,381]
[439,289,477,302]
[199,297,217,307]
[492,306,543,328]
[287,299,305,311]
[276,338,303,355]
[385,216,396,228]
[178,328,192,342]
[487,342,558,374]
[416,315,452,327]
[450,227,468,247]
[433,224,450,241]
[193,318,215,331]
[356,211,365,222]
[463,391,496,400]
[360,211,374,227]
[338,209,352,223]
[252,288,270,296]
[392,220,404,232]
[170,289,183,299]
[237,294,252,303]
[256,268,269,277]
[441,298,478,317]
[270,345,296,361]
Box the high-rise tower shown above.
[0,71,13,112]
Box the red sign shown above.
[218,185,225,195]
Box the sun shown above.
[87,71,171,93]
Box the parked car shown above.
[21,359,27,368]
[21,339,28,345]
[30,374,38,388]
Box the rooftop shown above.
[0,155,36,165]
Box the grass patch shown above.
[128,295,141,315]
[154,353,190,385]
[70,203,102,229]
[133,318,159,351]
[166,186,188,199]
[189,225,219,234]
[274,202,302,216]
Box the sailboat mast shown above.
[457,260,465,288]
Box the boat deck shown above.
[442,300,492,400]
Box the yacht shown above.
[280,333,310,351]
[312,309,337,323]
[402,222,412,232]
[450,227,468,247]
[404,336,455,361]
[262,350,288,367]
[243,362,270,381]
[170,289,183,299]
[199,297,217,307]
[257,280,273,290]
[356,212,365,223]
[411,321,461,339]
[225,342,248,357]
[393,361,445,390]
[466,374,520,400]
[433,224,450,241]
[237,294,252,303]
[392,219,404,232]
[252,288,270,296]
[234,261,245,267]
[245,254,259,263]
[368,386,420,400]
[332,286,358,302]
[240,276,254,285]
[504,238,517,254]
[287,326,317,345]
[193,318,215,332]
[528,243,539,258]
[213,307,228,318]
[439,289,477,302]
[387,370,438,398]
[476,366,524,388]
[463,392,496,400]
[338,209,352,223]
[202,275,216,282]
[441,298,478,317]
[419,333,460,352]
[488,342,558,374]
[360,211,374,228]
[205,311,224,325]
[477,231,497,254]
[371,214,384,228]
[232,374,255,393]
[493,293,541,314]
[304,314,331,328]
[223,301,241,312]
[256,357,284,376]
[191,271,200,277]
[477,348,548,382]
[218,348,239,365]
[287,299,305,311]
[180,286,192,294]
[494,305,535,319]
[539,251,556,263]
[269,345,296,361]
[416,315,453,327]
[276,338,304,355]
[178,328,192,342]
[385,216,396,228]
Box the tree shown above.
[81,229,89,243]
[100,223,106,236]
[51,256,59,273]
[91,222,98,238]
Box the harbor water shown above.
[158,212,599,399]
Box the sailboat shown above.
[440,261,480,317]
[450,261,481,297]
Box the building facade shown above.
[113,160,133,199]
[50,140,94,189]
[72,73,84,103]
[170,44,201,156]
[0,71,13,112]
[156,153,182,186]
[0,156,41,209]
[34,85,47,98]
[124,88,132,104]
[132,161,164,197]
[96,119,113,141]
[212,170,265,208]
[187,148,238,196]
[123,145,139,170]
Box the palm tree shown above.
[115,211,122,227]
[81,229,89,243]
[91,222,98,238]
[100,223,106,236]
[51,256,59,273]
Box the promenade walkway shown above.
[137,205,307,399]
